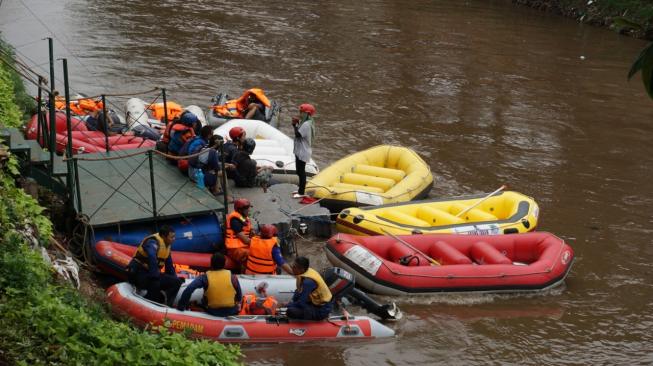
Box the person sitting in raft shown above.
[226,137,274,191]
[224,198,255,268]
[213,88,271,122]
[127,225,183,306]
[285,256,333,321]
[177,252,242,316]
[245,224,293,275]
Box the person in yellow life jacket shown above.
[286,256,333,320]
[245,224,293,275]
[177,252,242,316]
[127,225,183,306]
[239,281,278,315]
[224,198,255,267]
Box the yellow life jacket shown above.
[132,234,171,270]
[297,268,333,306]
[225,211,251,249]
[205,270,236,309]
[245,237,278,274]
[212,88,271,118]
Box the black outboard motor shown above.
[322,267,402,321]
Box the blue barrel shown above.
[93,214,222,253]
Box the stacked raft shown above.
[26,112,155,154]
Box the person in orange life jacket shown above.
[245,224,293,275]
[292,103,316,198]
[166,111,199,155]
[240,281,278,315]
[224,198,255,267]
[242,92,266,121]
[286,256,333,321]
[177,252,242,316]
[127,225,183,306]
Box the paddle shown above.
[381,228,440,266]
[454,184,507,218]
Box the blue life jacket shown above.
[187,137,209,168]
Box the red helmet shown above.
[259,224,277,239]
[233,198,251,211]
[229,126,245,140]
[299,103,316,116]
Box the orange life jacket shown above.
[245,237,278,275]
[225,211,251,249]
[149,101,182,122]
[55,97,103,116]
[212,88,271,118]
[170,264,199,278]
[239,293,278,315]
[162,120,195,145]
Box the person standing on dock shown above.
[224,198,254,269]
[176,252,242,316]
[292,104,316,199]
[245,224,293,275]
[286,256,333,320]
[127,225,183,306]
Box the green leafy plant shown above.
[628,42,653,98]
[0,36,242,365]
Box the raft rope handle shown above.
[334,235,568,280]
[345,212,528,236]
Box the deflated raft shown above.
[324,232,574,295]
[306,145,433,212]
[107,280,395,343]
[336,190,539,236]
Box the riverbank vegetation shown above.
[513,0,653,39]
[0,38,241,366]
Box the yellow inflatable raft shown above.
[335,190,539,236]
[305,145,433,212]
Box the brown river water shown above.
[2,0,653,364]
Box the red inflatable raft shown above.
[93,240,237,279]
[107,282,395,343]
[25,112,155,154]
[325,232,574,295]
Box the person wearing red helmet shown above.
[224,198,254,267]
[292,103,317,198]
[222,126,247,168]
[245,224,293,275]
